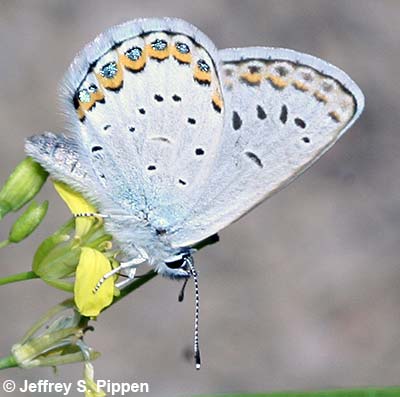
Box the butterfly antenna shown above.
[186,256,201,370]
[74,212,109,219]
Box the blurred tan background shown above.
[0,1,399,396]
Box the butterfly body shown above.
[25,18,364,278]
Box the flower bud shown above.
[8,200,48,243]
[0,157,48,220]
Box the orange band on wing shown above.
[171,46,192,64]
[194,69,211,85]
[266,74,288,89]
[212,91,223,113]
[120,53,146,72]
[313,91,328,104]
[146,44,169,61]
[240,72,262,86]
[77,107,86,122]
[292,80,310,92]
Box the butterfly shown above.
[25,17,364,369]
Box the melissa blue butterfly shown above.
[25,18,364,369]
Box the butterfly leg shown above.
[93,257,146,293]
[115,267,137,289]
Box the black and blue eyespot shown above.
[151,39,167,51]
[100,62,118,79]
[197,59,210,72]
[175,42,190,54]
[78,88,91,103]
[125,47,142,61]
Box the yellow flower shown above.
[74,248,114,317]
[53,181,96,238]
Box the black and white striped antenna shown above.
[185,256,201,370]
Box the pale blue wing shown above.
[58,18,224,225]
[169,47,364,247]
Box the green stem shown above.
[0,239,10,249]
[0,271,39,286]
[105,270,157,311]
[0,354,17,369]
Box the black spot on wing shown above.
[257,105,267,120]
[245,151,263,168]
[91,146,103,152]
[151,136,171,143]
[280,105,288,124]
[275,65,289,76]
[294,118,306,129]
[232,111,242,130]
[248,65,261,73]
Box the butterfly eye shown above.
[164,253,190,269]
[164,258,185,269]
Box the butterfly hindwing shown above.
[169,47,364,247]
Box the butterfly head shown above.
[163,251,193,278]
